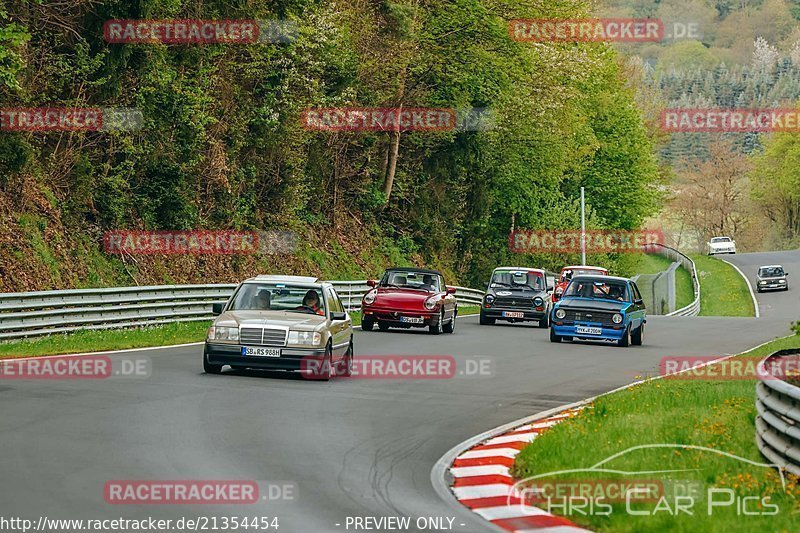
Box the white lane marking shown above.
[473,505,549,520]
[459,448,520,460]
[452,484,513,499]
[450,465,511,478]
[484,432,538,445]
[720,258,760,318]
[1,342,205,361]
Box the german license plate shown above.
[400,316,424,324]
[242,346,281,357]
[502,311,525,318]
[576,326,602,335]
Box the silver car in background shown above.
[203,275,354,380]
[756,265,789,292]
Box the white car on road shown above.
[706,236,736,255]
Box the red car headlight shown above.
[424,297,438,310]
[363,291,377,305]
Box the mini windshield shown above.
[381,270,441,292]
[490,270,545,290]
[229,283,326,315]
[564,279,631,302]
[560,268,606,281]
[759,267,785,277]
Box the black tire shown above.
[549,328,561,343]
[378,321,390,332]
[319,344,334,381]
[617,325,631,347]
[340,339,354,377]
[538,311,550,329]
[631,323,644,346]
[756,288,762,293]
[479,312,495,325]
[443,310,456,333]
[203,350,222,374]
[362,317,375,331]
[429,311,444,335]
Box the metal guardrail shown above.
[755,348,800,476]
[0,281,485,340]
[644,243,701,317]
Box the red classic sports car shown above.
[361,267,458,334]
[551,265,609,303]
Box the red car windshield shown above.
[381,271,441,292]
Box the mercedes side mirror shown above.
[330,311,347,321]
[212,303,224,315]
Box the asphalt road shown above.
[1,251,798,533]
[723,249,800,320]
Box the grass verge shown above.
[625,253,694,311]
[690,254,755,317]
[0,306,483,359]
[511,332,800,532]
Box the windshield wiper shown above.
[491,281,513,287]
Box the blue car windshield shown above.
[564,280,630,302]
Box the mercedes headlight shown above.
[555,309,566,319]
[424,297,438,310]
[363,291,377,305]
[208,326,239,341]
[612,313,623,324]
[288,331,322,346]
[533,297,544,307]
[759,280,766,285]
[779,279,786,283]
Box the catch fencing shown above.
[755,348,800,476]
[640,243,701,317]
[0,281,485,340]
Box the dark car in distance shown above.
[479,267,552,328]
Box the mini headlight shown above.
[288,331,322,346]
[363,291,376,305]
[211,326,239,341]
[533,296,544,307]
[612,313,623,324]
[555,309,566,319]
[555,287,564,295]
[485,294,495,304]
[424,297,438,310]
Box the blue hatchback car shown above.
[550,275,646,347]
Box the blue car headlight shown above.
[612,313,623,324]
[555,309,566,320]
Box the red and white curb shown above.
[448,408,590,532]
